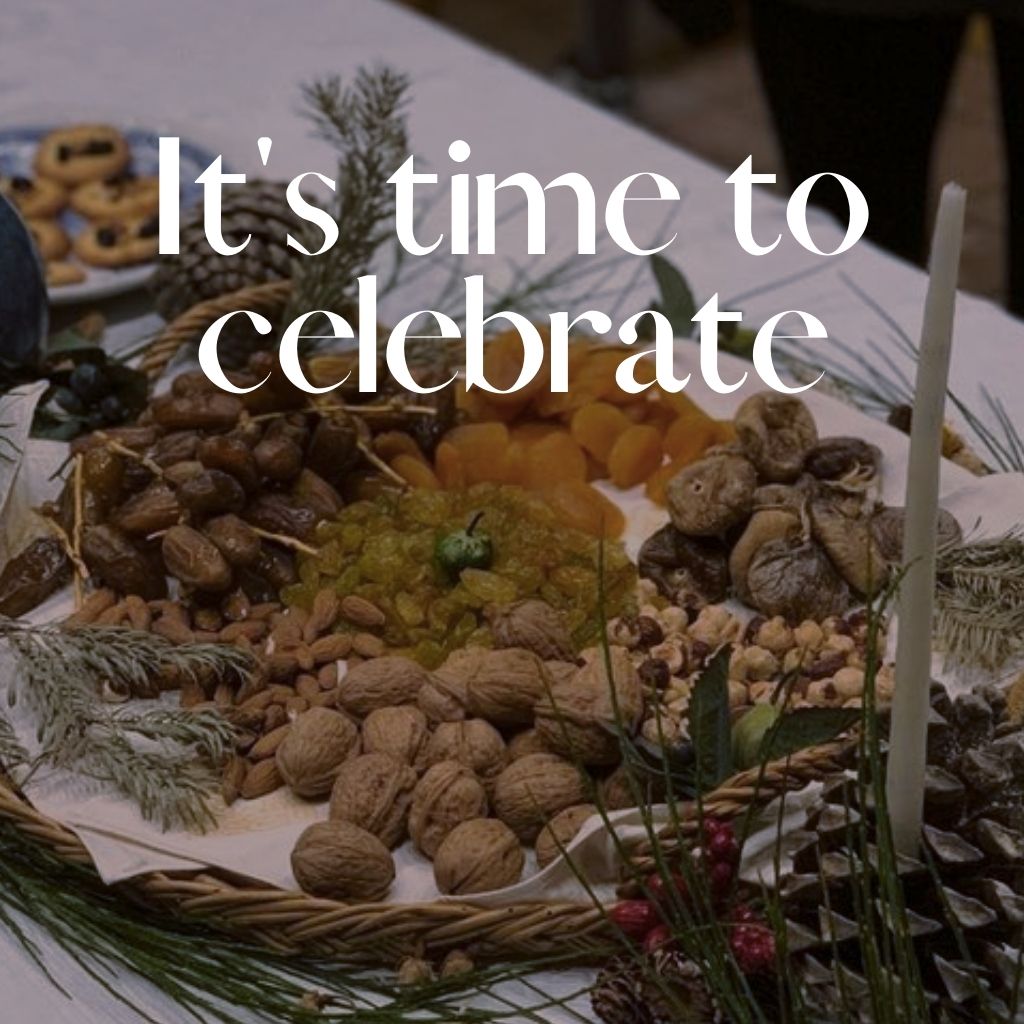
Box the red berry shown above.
[730,923,776,974]
[709,860,735,900]
[642,924,674,954]
[646,872,689,907]
[608,899,660,941]
[729,903,759,925]
[707,829,740,865]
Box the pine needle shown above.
[934,530,1024,671]
[0,618,249,831]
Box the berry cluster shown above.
[607,818,776,975]
[54,362,128,428]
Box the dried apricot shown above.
[645,456,689,506]
[434,442,466,488]
[607,425,663,489]
[445,423,511,484]
[663,415,721,462]
[391,454,441,490]
[541,480,625,539]
[375,431,426,464]
[523,432,587,490]
[570,402,631,462]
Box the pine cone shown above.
[778,684,1024,1021]
[592,951,721,1024]
[150,180,301,365]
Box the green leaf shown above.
[761,706,860,762]
[650,254,697,336]
[687,645,733,789]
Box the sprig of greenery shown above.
[0,618,249,831]
[934,529,1024,671]
[287,67,410,329]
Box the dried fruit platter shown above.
[0,340,1016,966]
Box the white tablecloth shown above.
[3,1,1024,1020]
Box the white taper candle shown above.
[886,182,966,857]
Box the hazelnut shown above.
[832,666,865,699]
[328,753,416,848]
[534,804,596,868]
[424,719,508,791]
[361,705,430,770]
[433,818,524,895]
[793,620,824,652]
[491,753,589,842]
[408,760,488,858]
[396,957,434,986]
[275,707,359,798]
[290,821,394,900]
[755,616,794,655]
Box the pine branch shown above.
[0,618,248,831]
[287,67,410,329]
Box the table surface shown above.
[3,0,1024,1020]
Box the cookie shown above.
[27,218,71,261]
[46,261,87,288]
[0,174,66,218]
[73,215,158,267]
[34,124,130,186]
[71,173,159,221]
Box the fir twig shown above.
[0,618,249,831]
[287,67,410,330]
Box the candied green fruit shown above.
[284,484,635,664]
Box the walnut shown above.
[533,646,643,765]
[491,753,589,842]
[507,728,552,761]
[361,705,430,770]
[275,707,359,798]
[433,818,524,895]
[408,760,488,858]
[489,599,574,661]
[290,821,394,900]
[436,647,551,727]
[416,673,467,725]
[535,803,596,868]
[328,753,417,848]
[336,656,430,717]
[424,719,508,791]
[545,660,579,687]
[599,764,635,811]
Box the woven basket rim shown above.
[0,738,852,963]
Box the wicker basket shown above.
[0,741,852,963]
[4,284,857,963]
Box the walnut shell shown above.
[337,656,430,717]
[491,753,589,842]
[275,707,359,798]
[489,599,574,661]
[328,753,417,848]
[437,647,551,727]
[361,705,430,770]
[535,803,597,868]
[433,818,525,895]
[290,821,394,900]
[600,764,637,811]
[424,719,508,791]
[408,760,488,858]
[533,646,643,765]
[507,728,552,761]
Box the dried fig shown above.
[729,508,802,605]
[805,436,881,485]
[734,392,818,482]
[809,494,889,596]
[637,524,729,606]
[665,453,757,537]
[872,505,962,563]
[746,535,850,623]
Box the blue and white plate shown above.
[0,125,213,305]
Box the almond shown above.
[250,723,291,760]
[310,634,352,664]
[304,589,341,642]
[66,588,117,625]
[240,758,283,799]
[352,632,385,659]
[340,595,386,630]
[221,755,248,805]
